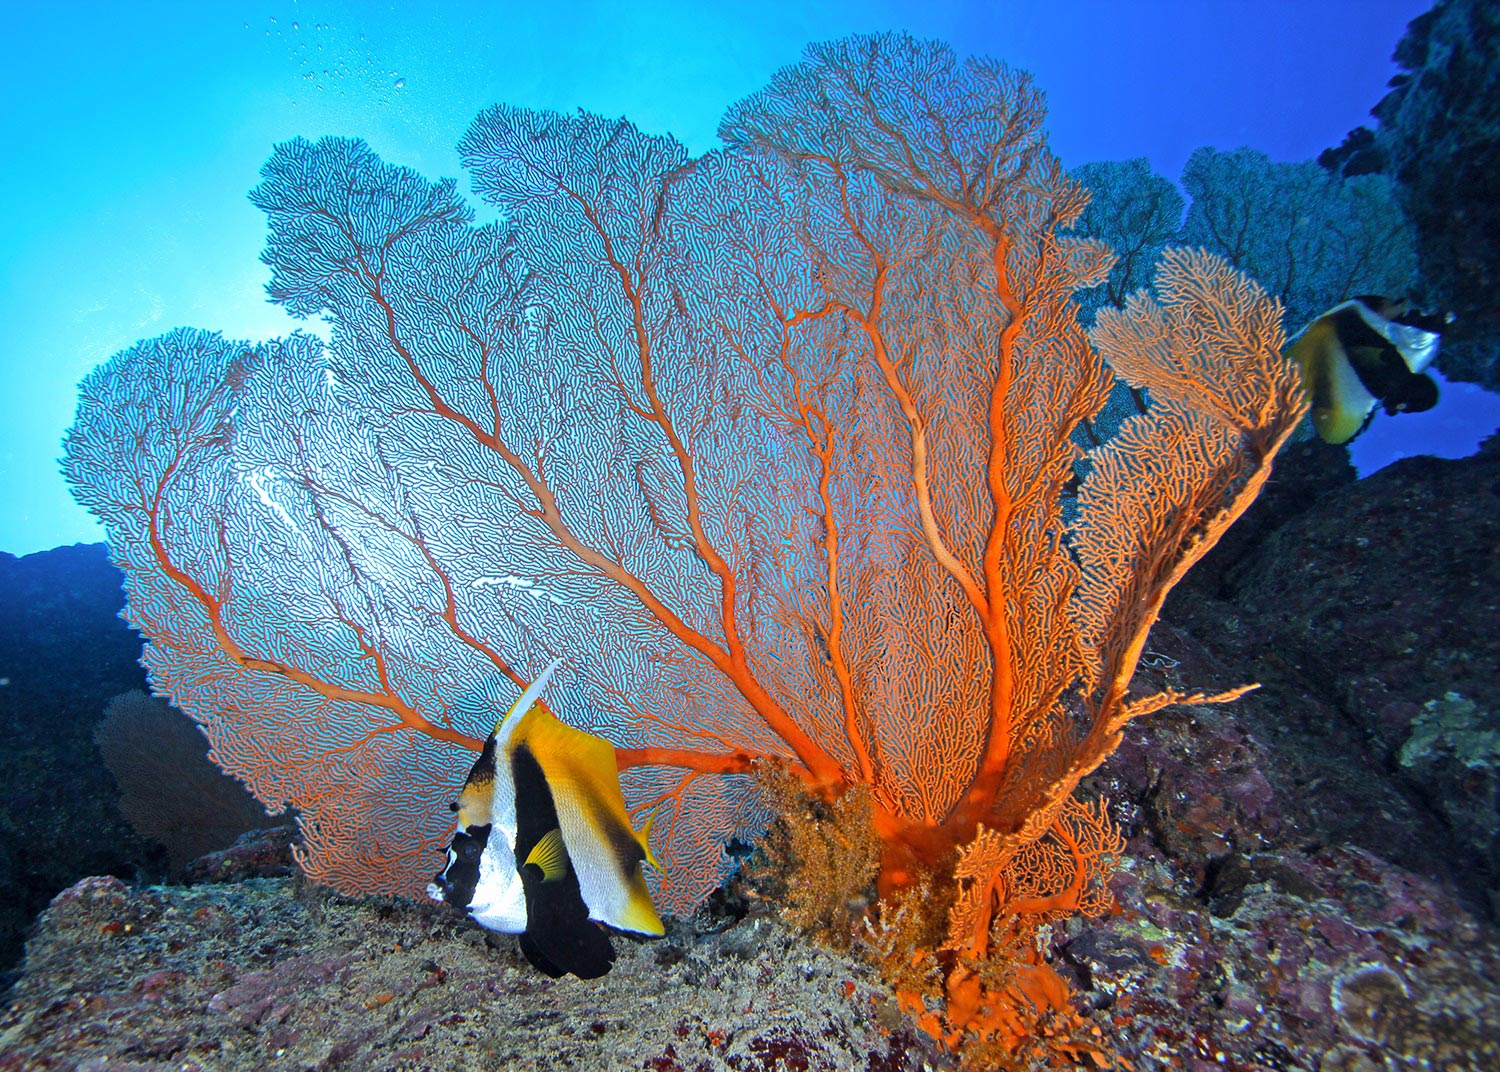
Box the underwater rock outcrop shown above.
[1325,0,1500,391]
[1164,433,1500,918]
[0,543,154,992]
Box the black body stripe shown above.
[511,744,616,979]
[464,733,499,787]
[1330,306,1438,415]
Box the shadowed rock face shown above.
[1374,0,1500,391]
[1163,434,1500,920]
[1322,1,1500,392]
[0,542,158,991]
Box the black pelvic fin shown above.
[511,744,617,979]
[518,931,567,979]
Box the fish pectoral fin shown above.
[523,828,570,882]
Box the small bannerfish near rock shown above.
[1287,295,1446,445]
[428,658,663,979]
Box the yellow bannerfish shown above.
[428,658,663,979]
[1287,296,1444,445]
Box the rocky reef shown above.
[0,838,936,1072]
[1165,434,1500,919]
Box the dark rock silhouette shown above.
[1325,0,1500,391]
[0,543,285,996]
[1373,0,1500,391]
[0,543,156,992]
[1165,433,1500,919]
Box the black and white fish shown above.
[1288,296,1445,444]
[429,659,663,979]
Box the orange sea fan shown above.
[65,32,1304,977]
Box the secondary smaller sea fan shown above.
[94,690,272,872]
